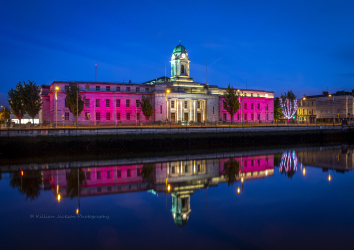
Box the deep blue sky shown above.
[1,0,354,106]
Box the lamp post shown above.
[165,89,170,124]
[76,82,79,129]
[55,86,59,128]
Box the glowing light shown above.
[21,170,24,176]
[237,188,241,193]
[265,170,268,176]
[241,177,244,183]
[182,213,186,220]
[237,89,240,92]
[57,194,61,202]
[166,89,170,93]
[57,184,59,194]
[76,209,79,215]
[167,184,171,192]
[265,94,268,97]
[328,175,331,181]
[303,168,306,175]
[55,86,59,91]
[173,213,176,219]
[303,97,306,100]
[280,151,298,173]
[280,98,298,120]
[329,94,332,97]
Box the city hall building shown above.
[39,44,274,124]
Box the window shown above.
[65,98,68,107]
[197,164,201,172]
[197,101,201,109]
[86,172,91,180]
[244,114,247,120]
[127,169,131,177]
[117,113,120,120]
[172,167,175,174]
[184,101,188,108]
[223,113,227,121]
[251,93,254,97]
[257,114,260,120]
[257,93,260,97]
[136,100,140,108]
[85,99,90,108]
[106,99,110,108]
[251,114,254,120]
[266,104,268,111]
[137,113,140,121]
[126,100,130,108]
[181,65,185,74]
[126,87,130,92]
[136,87,140,92]
[96,99,100,107]
[251,103,254,110]
[85,112,90,120]
[244,103,247,109]
[257,159,260,166]
[251,160,254,166]
[244,161,247,167]
[107,171,111,178]
[126,113,130,120]
[185,165,188,173]
[312,102,313,106]
[96,112,100,121]
[106,112,110,120]
[85,85,89,91]
[238,113,240,120]
[312,109,313,114]
[97,187,101,192]
[160,105,162,114]
[213,106,215,114]
[117,170,121,178]
[116,99,120,108]
[106,86,110,91]
[137,169,141,176]
[171,100,175,108]
[65,113,69,121]
[97,171,101,179]
[145,88,149,92]
[116,87,120,91]
[266,114,269,121]
[107,186,112,191]
[244,93,247,97]
[96,86,100,91]
[257,103,260,110]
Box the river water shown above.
[0,145,353,250]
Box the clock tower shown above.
[170,43,193,82]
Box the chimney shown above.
[129,80,132,83]
[322,91,328,96]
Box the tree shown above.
[10,171,42,201]
[223,158,240,186]
[222,86,240,123]
[280,90,297,122]
[0,107,10,123]
[19,81,42,125]
[139,95,154,121]
[64,82,85,124]
[66,169,86,199]
[8,84,24,125]
[274,97,282,121]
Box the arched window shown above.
[181,65,185,74]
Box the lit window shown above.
[171,100,175,109]
[251,93,253,97]
[85,112,90,120]
[197,101,201,109]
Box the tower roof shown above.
[173,43,187,55]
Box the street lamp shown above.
[165,89,170,124]
[55,86,59,128]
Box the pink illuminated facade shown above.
[39,44,274,124]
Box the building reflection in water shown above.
[8,147,354,227]
[40,154,274,227]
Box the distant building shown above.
[10,114,39,124]
[297,90,354,122]
[39,43,274,125]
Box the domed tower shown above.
[171,191,192,228]
[171,43,193,82]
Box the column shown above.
[182,99,184,121]
[194,100,196,122]
[166,98,169,121]
[176,99,178,121]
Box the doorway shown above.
[184,113,189,122]
[171,113,176,122]
[197,113,201,122]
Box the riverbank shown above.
[0,127,352,157]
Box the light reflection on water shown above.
[1,145,354,250]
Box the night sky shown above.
[1,0,354,107]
